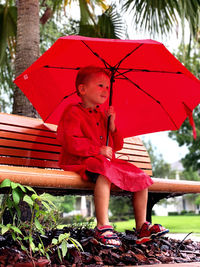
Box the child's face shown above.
[79,72,110,108]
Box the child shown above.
[57,66,169,247]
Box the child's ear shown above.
[78,84,85,96]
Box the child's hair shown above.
[75,66,111,96]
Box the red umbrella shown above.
[14,35,200,138]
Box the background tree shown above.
[169,42,200,172]
[144,140,175,179]
[122,0,200,41]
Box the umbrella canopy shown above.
[14,35,200,138]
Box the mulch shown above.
[0,227,200,266]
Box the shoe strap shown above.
[96,225,114,233]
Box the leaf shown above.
[58,233,68,243]
[25,185,36,193]
[34,218,44,234]
[70,237,83,251]
[0,179,11,188]
[30,241,36,252]
[12,189,20,205]
[57,247,62,262]
[0,225,9,235]
[52,238,58,245]
[10,225,23,235]
[31,193,39,201]
[7,198,13,209]
[41,200,51,211]
[23,195,33,206]
[11,181,18,189]
[17,183,26,192]
[21,244,27,251]
[61,240,68,258]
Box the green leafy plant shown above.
[0,179,83,263]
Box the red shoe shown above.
[136,222,169,244]
[94,225,121,248]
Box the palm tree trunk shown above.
[13,0,39,117]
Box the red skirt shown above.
[61,155,153,192]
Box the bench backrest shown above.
[0,113,152,176]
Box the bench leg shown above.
[146,192,172,223]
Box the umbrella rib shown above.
[114,69,183,77]
[81,41,112,69]
[121,74,179,129]
[44,66,80,70]
[44,91,77,122]
[114,44,143,70]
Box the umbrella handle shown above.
[106,116,111,146]
[106,72,114,146]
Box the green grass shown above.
[113,216,200,233]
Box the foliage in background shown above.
[122,0,200,40]
[169,42,200,173]
[109,196,133,221]
[143,140,175,179]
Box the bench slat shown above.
[0,113,57,131]
[0,166,200,194]
[1,131,58,145]
[0,157,59,168]
[0,124,57,139]
[115,154,150,163]
[118,147,149,156]
[0,147,59,161]
[0,157,151,173]
[0,139,61,153]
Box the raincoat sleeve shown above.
[57,108,100,157]
[111,128,124,152]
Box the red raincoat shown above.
[57,103,153,192]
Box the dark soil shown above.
[0,227,200,266]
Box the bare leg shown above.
[94,174,111,227]
[94,175,120,246]
[132,188,148,230]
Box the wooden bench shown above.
[1,112,200,221]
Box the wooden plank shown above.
[0,166,199,193]
[1,131,59,146]
[123,143,147,151]
[0,113,57,131]
[115,154,150,163]
[0,147,59,161]
[124,136,144,145]
[0,156,151,172]
[0,157,59,168]
[0,124,57,138]
[126,161,152,170]
[117,148,149,156]
[0,139,61,153]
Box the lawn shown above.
[113,216,200,233]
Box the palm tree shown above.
[122,0,200,39]
[12,0,40,117]
[1,0,108,116]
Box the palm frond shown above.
[97,5,127,39]
[122,0,179,36]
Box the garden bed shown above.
[0,226,200,266]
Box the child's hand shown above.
[100,146,113,159]
[106,106,116,132]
